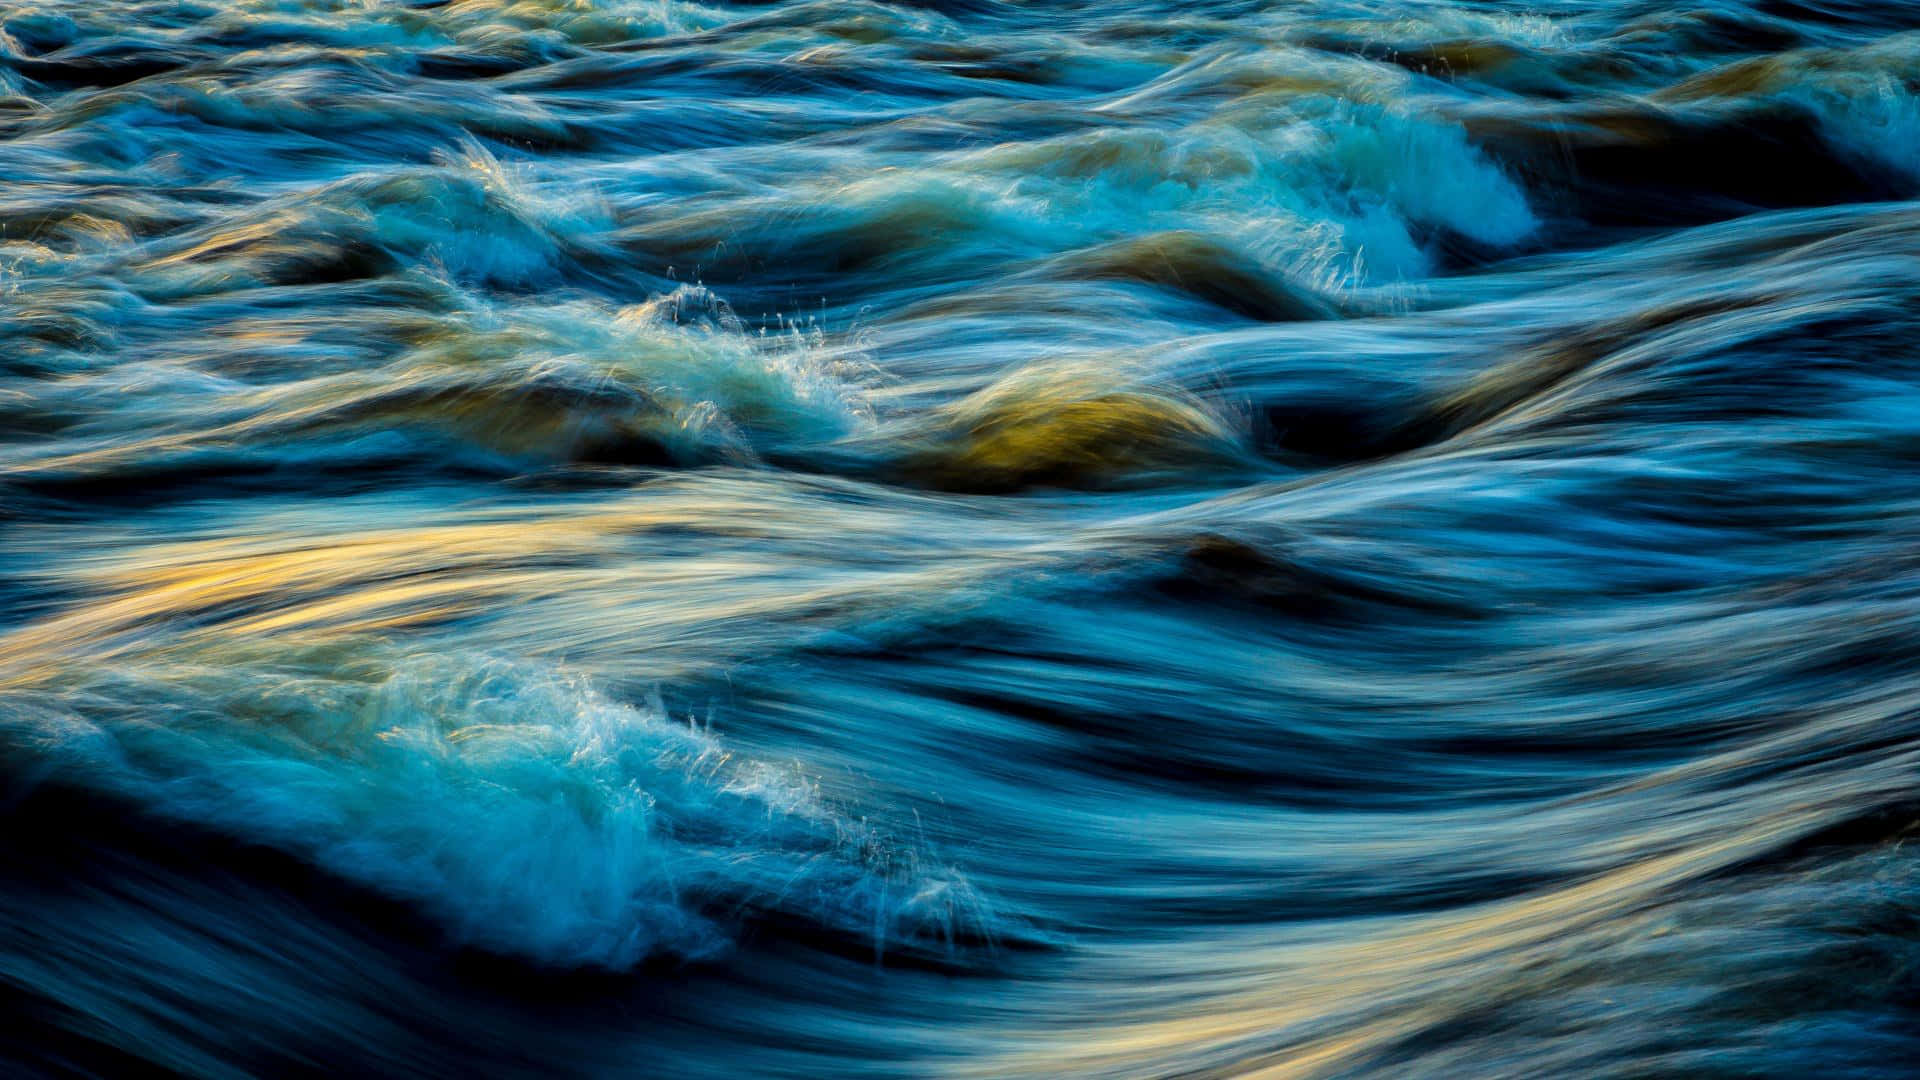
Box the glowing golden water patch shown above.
[899,364,1245,492]
[975,803,1871,1078]
[0,486,1061,691]
[965,676,1920,1080]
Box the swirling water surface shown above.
[5,2,1920,1077]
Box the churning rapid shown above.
[6,1,1920,1077]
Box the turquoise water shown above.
[5,2,1920,1076]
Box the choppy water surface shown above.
[5,2,1920,1076]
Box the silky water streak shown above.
[4,2,1920,1078]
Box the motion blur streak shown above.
[4,2,1920,1077]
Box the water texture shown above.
[4,2,1920,1076]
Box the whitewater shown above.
[4,1,1920,1077]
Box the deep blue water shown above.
[5,2,1920,1077]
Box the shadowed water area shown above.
[4,1,1920,1076]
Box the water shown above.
[4,2,1920,1076]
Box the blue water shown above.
[4,2,1920,1076]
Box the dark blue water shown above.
[5,2,1920,1076]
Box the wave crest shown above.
[13,651,993,968]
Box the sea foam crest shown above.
[15,654,988,968]
[380,283,874,466]
[119,140,611,296]
[959,92,1537,287]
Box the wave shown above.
[6,649,994,968]
[0,283,872,488]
